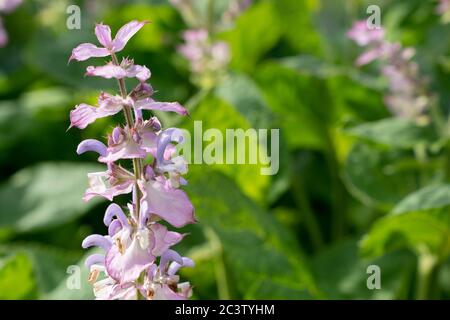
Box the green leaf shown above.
[346,118,435,149]
[271,0,321,54]
[343,143,421,210]
[393,184,450,215]
[220,0,282,72]
[253,62,332,150]
[0,162,104,235]
[186,168,318,299]
[0,244,94,299]
[361,185,450,258]
[312,239,415,299]
[0,253,37,299]
[45,250,97,300]
[361,212,450,259]
[215,72,274,129]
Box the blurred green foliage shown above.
[0,0,449,300]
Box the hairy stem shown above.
[111,52,144,219]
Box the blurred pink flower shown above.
[178,28,230,75]
[0,0,22,47]
[348,20,430,122]
[347,20,384,46]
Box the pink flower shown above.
[84,204,183,285]
[134,97,189,116]
[346,20,384,47]
[0,0,22,14]
[69,93,130,129]
[69,21,149,62]
[142,250,194,300]
[83,164,134,201]
[437,0,450,15]
[98,126,147,163]
[86,58,151,82]
[0,18,7,47]
[0,0,22,48]
[139,171,195,228]
[71,20,196,300]
[178,29,230,75]
[348,19,430,122]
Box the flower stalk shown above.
[68,20,196,300]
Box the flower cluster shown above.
[68,21,196,300]
[178,29,230,77]
[437,0,450,23]
[221,0,253,25]
[347,21,430,123]
[171,0,251,87]
[0,0,22,47]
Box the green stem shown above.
[207,0,215,35]
[205,227,231,299]
[111,52,143,219]
[292,178,324,251]
[325,131,345,240]
[416,251,437,300]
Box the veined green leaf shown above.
[0,162,104,235]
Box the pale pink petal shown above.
[82,234,112,251]
[86,64,127,79]
[77,139,107,157]
[83,171,134,202]
[139,179,196,228]
[97,92,128,111]
[152,285,188,300]
[0,18,8,47]
[105,237,154,283]
[347,20,384,47]
[95,23,112,48]
[125,64,151,82]
[70,103,121,129]
[103,203,129,227]
[69,43,110,62]
[150,224,183,256]
[135,98,188,116]
[85,253,105,268]
[112,20,149,52]
[168,257,194,276]
[140,131,158,156]
[183,29,208,43]
[99,139,147,163]
[108,283,139,300]
[0,0,22,13]
[355,47,382,66]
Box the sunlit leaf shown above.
[0,253,37,299]
[220,0,282,71]
[361,185,450,258]
[346,118,436,149]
